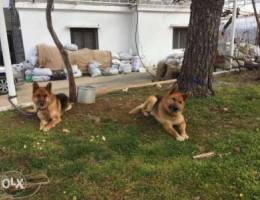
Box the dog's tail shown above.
[56,93,73,113]
[129,104,144,115]
[65,103,73,112]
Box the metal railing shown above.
[15,0,130,5]
[15,0,260,7]
[15,0,191,6]
[224,0,260,9]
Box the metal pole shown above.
[230,0,238,70]
[0,0,17,105]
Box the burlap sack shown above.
[37,44,65,70]
[163,63,181,80]
[69,49,94,73]
[154,59,167,81]
[155,59,181,81]
[93,50,112,70]
[37,44,112,73]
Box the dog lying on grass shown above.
[129,87,188,141]
[32,82,72,132]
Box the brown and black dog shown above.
[129,87,188,141]
[31,82,72,132]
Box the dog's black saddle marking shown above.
[56,93,69,111]
[151,95,162,113]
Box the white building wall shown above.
[3,0,9,7]
[136,7,190,66]
[17,3,135,59]
[16,3,190,66]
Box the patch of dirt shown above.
[240,70,260,82]
[0,146,11,162]
[216,70,260,85]
[0,111,38,130]
[70,95,144,124]
[69,85,170,124]
[6,72,259,128]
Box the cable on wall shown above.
[132,2,155,77]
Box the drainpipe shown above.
[10,0,25,63]
[0,0,17,105]
[229,0,237,70]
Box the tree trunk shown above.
[46,0,77,102]
[252,0,260,46]
[178,0,225,97]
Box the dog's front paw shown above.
[40,124,46,131]
[176,136,185,142]
[42,126,50,132]
[182,134,189,140]
[142,111,149,117]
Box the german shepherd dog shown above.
[32,82,72,132]
[129,87,188,141]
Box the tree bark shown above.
[177,0,225,97]
[46,0,77,102]
[252,0,260,46]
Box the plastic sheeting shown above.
[221,16,258,45]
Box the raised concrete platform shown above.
[0,73,152,111]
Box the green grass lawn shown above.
[0,72,259,200]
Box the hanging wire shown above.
[133,3,155,77]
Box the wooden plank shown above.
[96,79,177,96]
[193,152,215,159]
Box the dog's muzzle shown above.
[37,101,47,110]
[169,104,179,112]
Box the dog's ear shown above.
[182,93,188,101]
[169,84,178,94]
[45,82,52,93]
[182,91,191,101]
[33,82,39,93]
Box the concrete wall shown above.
[16,3,190,66]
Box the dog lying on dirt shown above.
[129,87,188,141]
[31,82,72,132]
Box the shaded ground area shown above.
[0,73,152,110]
[0,72,259,199]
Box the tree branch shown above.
[252,0,260,46]
[46,0,77,102]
